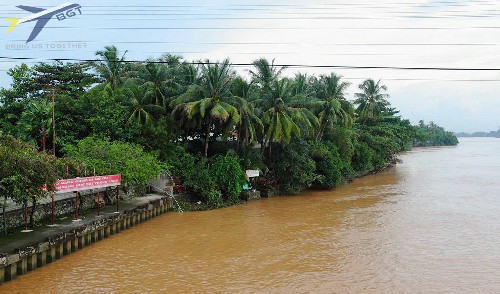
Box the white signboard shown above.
[245,170,260,178]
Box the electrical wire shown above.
[2,1,500,84]
[1,56,500,72]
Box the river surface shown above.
[2,137,499,293]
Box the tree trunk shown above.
[236,124,241,155]
[316,120,327,141]
[2,196,6,235]
[29,195,37,228]
[41,126,46,152]
[41,134,46,152]
[204,118,213,157]
[23,202,28,231]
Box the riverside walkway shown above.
[0,194,169,254]
[2,190,100,213]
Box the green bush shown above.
[173,152,245,207]
[206,190,223,208]
[178,157,216,202]
[309,141,353,189]
[209,155,246,202]
[351,140,374,172]
[268,140,316,194]
[63,136,167,187]
[323,126,355,161]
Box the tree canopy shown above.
[63,136,168,187]
[0,48,459,212]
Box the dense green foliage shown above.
[413,120,459,146]
[0,132,81,230]
[0,47,459,214]
[309,141,348,189]
[63,137,167,188]
[267,140,317,194]
[164,150,245,208]
[209,155,246,201]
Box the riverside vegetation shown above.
[0,46,458,224]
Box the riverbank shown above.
[0,150,423,285]
[0,139,497,293]
[0,154,390,279]
[0,194,173,285]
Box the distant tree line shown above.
[413,120,459,146]
[455,127,500,138]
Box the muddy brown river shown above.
[2,137,499,293]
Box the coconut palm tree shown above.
[159,53,183,66]
[93,46,128,90]
[171,59,243,157]
[314,73,354,140]
[172,62,201,99]
[133,61,179,108]
[249,58,285,93]
[256,78,319,154]
[121,84,163,127]
[286,73,317,108]
[230,77,263,151]
[18,99,53,151]
[354,79,390,124]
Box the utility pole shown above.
[52,88,56,156]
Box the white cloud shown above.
[185,0,500,132]
[1,0,498,132]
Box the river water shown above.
[2,138,499,293]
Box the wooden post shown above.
[5,262,17,281]
[24,204,28,231]
[116,186,119,212]
[17,257,27,275]
[56,243,64,259]
[52,89,56,156]
[0,266,5,284]
[27,254,37,271]
[51,192,55,225]
[75,191,79,220]
[37,250,47,267]
[97,190,101,216]
[48,246,56,263]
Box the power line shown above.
[1,56,500,72]
[0,1,497,8]
[4,12,500,19]
[7,39,500,46]
[0,61,499,83]
[0,65,499,83]
[5,25,500,30]
[5,49,499,57]
[2,2,500,17]
[3,7,499,12]
[7,17,500,23]
[0,2,496,7]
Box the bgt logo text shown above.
[55,5,82,21]
[5,2,83,43]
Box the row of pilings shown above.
[0,196,173,285]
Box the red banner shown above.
[55,175,121,193]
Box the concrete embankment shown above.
[0,196,173,285]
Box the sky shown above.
[1,0,499,132]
